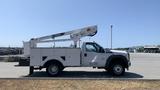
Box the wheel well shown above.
[43,60,64,69]
[107,56,128,68]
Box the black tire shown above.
[29,66,34,75]
[104,68,108,72]
[61,67,65,71]
[46,63,61,77]
[109,63,125,76]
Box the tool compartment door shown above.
[30,48,41,66]
[65,48,81,66]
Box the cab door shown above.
[81,42,108,67]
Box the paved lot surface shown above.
[0,53,160,79]
[130,53,160,79]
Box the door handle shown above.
[84,53,87,57]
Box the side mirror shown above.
[105,48,112,53]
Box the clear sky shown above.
[0,0,160,48]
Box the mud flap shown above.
[29,66,34,75]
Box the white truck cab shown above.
[22,25,131,76]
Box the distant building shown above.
[114,45,160,53]
[144,45,160,53]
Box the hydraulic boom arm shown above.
[30,25,97,47]
[23,25,97,56]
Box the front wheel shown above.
[46,63,61,77]
[109,63,125,76]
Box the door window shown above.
[86,44,97,52]
[85,43,105,53]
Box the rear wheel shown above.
[109,63,125,76]
[46,63,61,76]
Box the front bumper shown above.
[128,61,131,67]
[126,60,131,70]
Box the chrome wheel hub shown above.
[113,65,123,75]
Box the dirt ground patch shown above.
[0,80,160,90]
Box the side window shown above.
[86,44,97,52]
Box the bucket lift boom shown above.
[29,25,97,48]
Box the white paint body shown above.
[30,48,81,67]
[27,42,129,68]
[23,26,130,68]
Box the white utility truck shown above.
[23,25,131,76]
